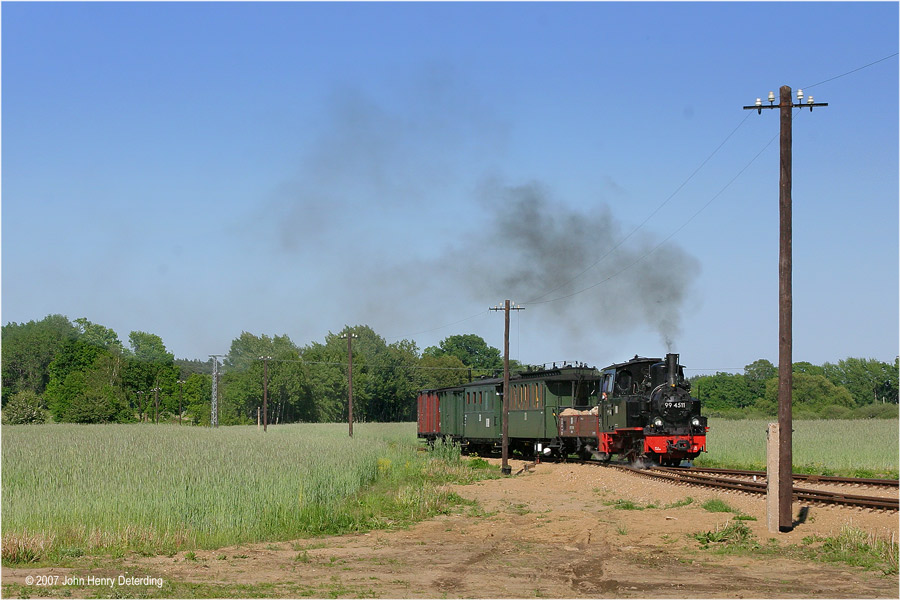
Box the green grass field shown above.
[1,422,492,563]
[695,418,899,478]
[3,418,897,564]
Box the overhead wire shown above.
[528,115,789,306]
[355,53,897,348]
[525,111,754,304]
[384,113,756,340]
[523,53,898,308]
[803,52,898,90]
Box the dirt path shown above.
[4,459,898,598]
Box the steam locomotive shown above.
[417,353,707,465]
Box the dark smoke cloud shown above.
[246,75,698,353]
[435,179,700,350]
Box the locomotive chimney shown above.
[666,353,679,387]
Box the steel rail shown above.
[616,465,898,511]
[654,466,899,488]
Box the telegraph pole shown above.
[209,354,224,427]
[490,300,524,476]
[340,330,359,437]
[177,379,185,425]
[136,390,145,422]
[259,356,272,432]
[745,86,827,532]
[152,386,161,424]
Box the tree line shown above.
[2,314,896,425]
[691,358,899,420]
[0,315,506,425]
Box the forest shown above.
[2,314,897,425]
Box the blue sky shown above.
[3,2,897,374]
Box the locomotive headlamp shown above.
[691,417,701,427]
[653,417,663,428]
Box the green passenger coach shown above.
[417,364,601,455]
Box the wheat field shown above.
[1,422,481,560]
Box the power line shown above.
[804,52,898,90]
[385,310,489,341]
[528,119,784,306]
[365,54,891,344]
[526,111,754,304]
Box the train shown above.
[417,353,707,465]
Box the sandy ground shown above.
[4,458,899,598]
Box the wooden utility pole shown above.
[340,331,359,437]
[152,386,161,424]
[776,85,794,533]
[490,300,524,476]
[177,379,185,425]
[260,356,272,432]
[136,391,145,422]
[745,86,827,532]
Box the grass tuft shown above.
[701,498,738,513]
[693,520,758,550]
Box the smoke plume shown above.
[437,179,700,349]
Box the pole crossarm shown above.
[744,102,828,114]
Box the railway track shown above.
[612,464,899,511]
[531,456,898,510]
[656,466,899,488]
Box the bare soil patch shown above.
[4,458,898,598]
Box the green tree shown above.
[69,353,130,423]
[45,340,106,421]
[743,358,776,400]
[45,342,130,423]
[758,372,855,416]
[182,373,212,425]
[123,331,177,421]
[792,361,824,377]
[296,325,423,423]
[300,337,347,422]
[221,332,303,424]
[692,372,754,411]
[129,331,174,363]
[823,357,898,407]
[74,317,125,354]
[363,337,421,422]
[423,334,502,374]
[418,354,469,390]
[1,314,78,404]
